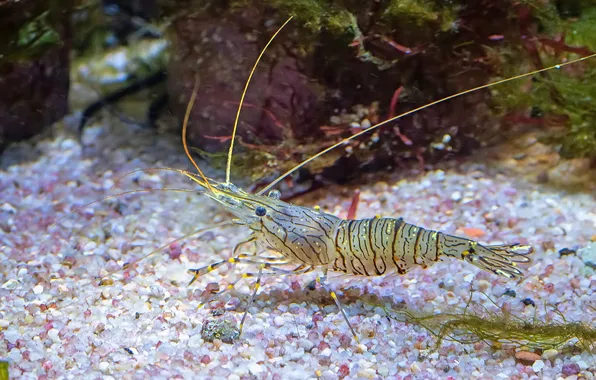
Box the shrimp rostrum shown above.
[116,17,596,341]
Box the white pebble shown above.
[60,138,78,149]
[247,362,263,375]
[99,362,110,371]
[3,328,20,344]
[451,191,462,202]
[149,285,165,298]
[378,366,389,377]
[48,328,60,342]
[0,320,9,328]
[188,334,203,348]
[32,284,44,294]
[102,179,115,190]
[532,360,545,372]
[298,338,315,352]
[273,316,284,327]
[576,360,589,370]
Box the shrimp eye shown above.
[255,206,267,217]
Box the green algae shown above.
[267,0,353,34]
[490,4,596,159]
[0,1,68,64]
[0,361,7,380]
[16,11,60,51]
[191,146,276,184]
[380,291,596,352]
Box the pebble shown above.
[0,202,17,214]
[247,362,263,375]
[273,316,284,327]
[3,117,596,379]
[575,360,589,370]
[1,279,19,290]
[357,368,376,379]
[515,350,541,363]
[561,363,581,376]
[3,328,19,344]
[377,366,389,377]
[48,328,60,342]
[532,360,545,372]
[542,349,558,360]
[299,338,315,352]
[32,284,44,294]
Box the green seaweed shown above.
[553,6,596,158]
[490,4,596,159]
[385,0,439,23]
[0,361,7,380]
[265,0,459,39]
[267,0,354,34]
[518,0,562,35]
[17,11,60,51]
[380,291,596,352]
[0,1,68,64]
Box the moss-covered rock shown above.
[0,0,72,150]
[162,0,596,186]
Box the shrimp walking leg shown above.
[198,264,316,308]
[187,253,290,286]
[239,264,264,335]
[317,271,359,343]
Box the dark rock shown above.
[521,298,535,307]
[558,248,576,257]
[164,1,531,184]
[0,0,72,150]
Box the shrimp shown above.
[181,166,532,341]
[97,16,596,341]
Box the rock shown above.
[165,1,523,184]
[0,0,72,150]
[542,349,558,360]
[532,360,545,372]
[561,363,581,377]
[515,350,541,363]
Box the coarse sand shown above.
[1,119,595,379]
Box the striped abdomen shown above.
[332,217,443,276]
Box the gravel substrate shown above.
[1,119,595,379]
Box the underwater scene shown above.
[1,1,595,379]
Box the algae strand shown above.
[380,291,596,352]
